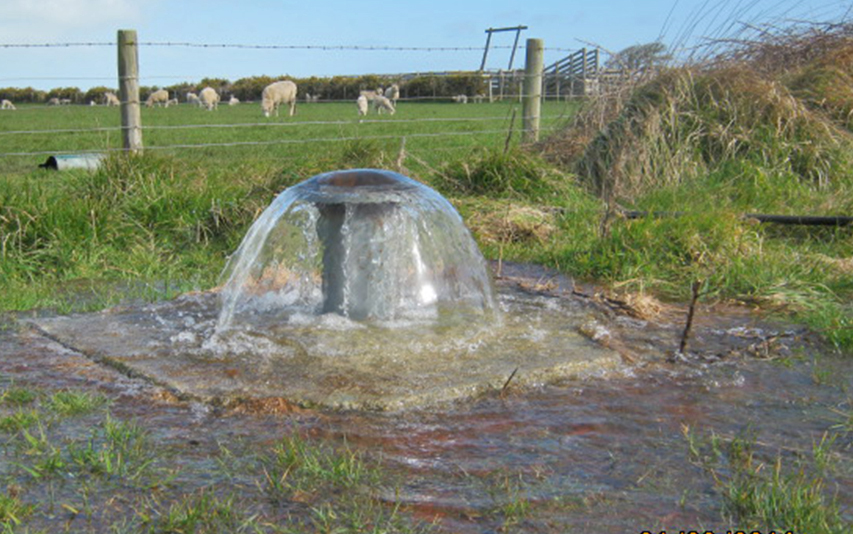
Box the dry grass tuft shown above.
[465,204,556,246]
[538,22,853,204]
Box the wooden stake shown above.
[118,29,143,153]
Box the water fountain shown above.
[32,169,623,411]
[216,169,497,329]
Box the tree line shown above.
[0,72,488,104]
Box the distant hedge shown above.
[0,72,488,104]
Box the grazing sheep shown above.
[166,98,179,107]
[261,80,297,117]
[199,87,220,111]
[145,89,169,108]
[452,94,468,104]
[229,96,240,106]
[359,89,384,102]
[473,93,486,103]
[356,95,368,116]
[104,92,120,106]
[1,99,16,110]
[187,92,201,106]
[384,84,400,105]
[373,94,396,115]
[60,98,72,105]
[47,97,61,106]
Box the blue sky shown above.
[0,0,850,90]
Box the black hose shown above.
[620,210,853,227]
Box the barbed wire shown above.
[0,41,577,52]
[0,115,518,137]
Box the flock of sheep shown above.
[0,82,481,116]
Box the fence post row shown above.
[118,29,143,153]
[522,38,544,143]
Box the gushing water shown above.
[216,169,497,331]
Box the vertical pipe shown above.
[118,29,143,153]
[522,38,544,143]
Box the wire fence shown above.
[0,38,584,167]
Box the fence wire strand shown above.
[0,126,559,159]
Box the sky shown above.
[0,0,850,91]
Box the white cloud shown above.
[0,0,150,42]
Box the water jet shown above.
[217,169,497,329]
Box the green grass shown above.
[684,427,851,534]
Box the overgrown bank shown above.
[532,23,853,351]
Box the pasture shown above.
[0,100,577,176]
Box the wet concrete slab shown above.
[29,283,624,411]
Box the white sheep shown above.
[229,95,240,106]
[359,88,383,102]
[145,89,169,108]
[452,94,468,104]
[356,95,368,116]
[261,80,297,117]
[47,97,61,106]
[473,93,486,103]
[104,92,120,106]
[384,84,400,105]
[166,98,179,107]
[199,87,220,111]
[1,99,16,110]
[187,92,201,106]
[373,94,396,115]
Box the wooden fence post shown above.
[522,38,544,143]
[118,29,143,153]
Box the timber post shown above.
[118,29,143,153]
[522,38,544,143]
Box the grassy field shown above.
[0,100,574,175]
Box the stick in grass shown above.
[500,367,519,398]
[678,280,703,355]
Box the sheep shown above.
[60,98,72,105]
[473,93,486,103]
[145,89,169,108]
[229,95,240,106]
[1,99,16,110]
[186,92,201,106]
[166,98,179,107]
[356,95,368,117]
[384,84,400,105]
[104,92,120,106]
[359,88,383,102]
[373,94,395,115]
[199,87,220,111]
[47,97,61,106]
[261,80,297,117]
[452,94,468,104]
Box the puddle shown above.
[1,263,851,532]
